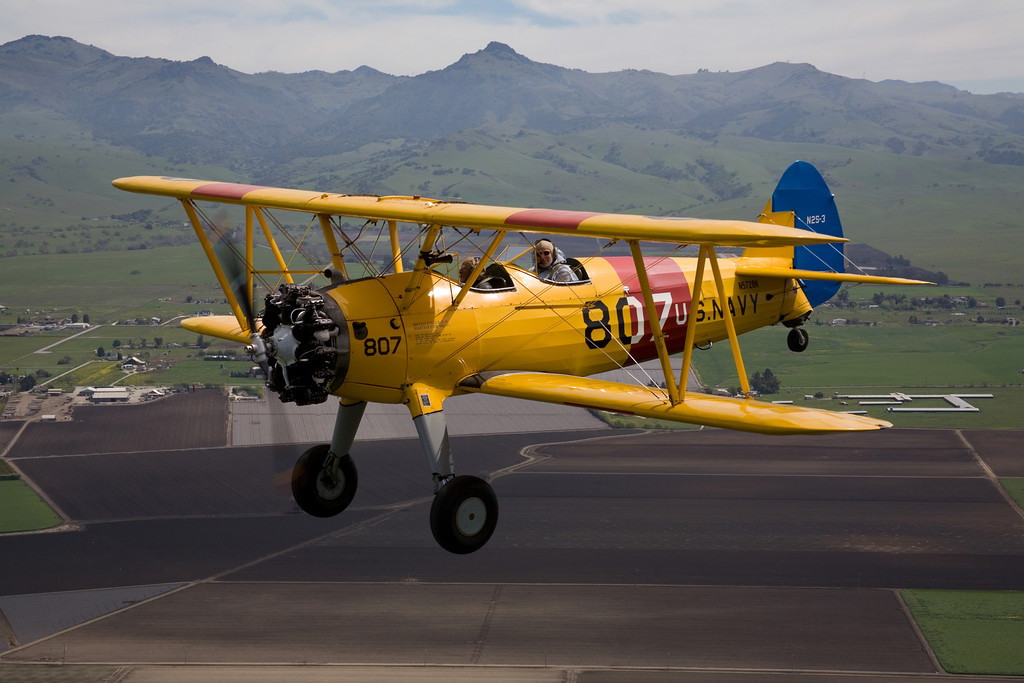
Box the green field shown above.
[1004,479,1024,510]
[691,305,1024,430]
[0,246,226,318]
[902,590,1024,675]
[696,316,1023,389]
[0,479,62,533]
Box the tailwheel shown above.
[430,475,499,554]
[291,444,358,517]
[787,327,809,353]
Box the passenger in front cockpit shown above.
[459,256,495,290]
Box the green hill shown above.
[2,35,1024,285]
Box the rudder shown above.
[769,161,844,307]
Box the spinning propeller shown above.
[210,221,272,382]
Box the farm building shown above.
[81,387,130,403]
[121,357,148,371]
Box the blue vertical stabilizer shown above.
[770,161,844,307]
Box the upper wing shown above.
[112,176,845,248]
[459,372,891,434]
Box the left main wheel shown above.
[430,475,499,554]
[291,444,358,517]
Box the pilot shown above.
[534,239,577,283]
[458,256,479,284]
[459,256,495,289]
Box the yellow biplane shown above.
[114,161,929,553]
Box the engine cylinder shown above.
[259,284,348,405]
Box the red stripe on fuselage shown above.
[192,183,269,201]
[504,209,602,231]
[603,256,692,362]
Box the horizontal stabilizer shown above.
[181,315,256,344]
[735,266,933,286]
[459,372,891,434]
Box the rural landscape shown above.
[2,34,1024,678]
[2,35,1022,426]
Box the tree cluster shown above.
[750,368,781,395]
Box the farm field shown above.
[691,325,1023,429]
[1005,479,1024,509]
[0,479,62,533]
[3,322,1020,429]
[0,246,226,321]
[902,590,1024,676]
[696,317,1023,387]
[2,321,261,393]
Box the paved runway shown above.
[2,394,1023,680]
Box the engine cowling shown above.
[252,284,349,405]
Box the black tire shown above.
[429,475,499,554]
[291,444,358,517]
[787,327,809,353]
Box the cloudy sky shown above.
[3,0,1022,94]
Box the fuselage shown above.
[326,254,810,405]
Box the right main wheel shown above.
[429,475,499,554]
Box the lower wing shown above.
[458,372,890,434]
[181,315,255,344]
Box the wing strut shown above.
[673,245,751,402]
[708,245,751,397]
[317,214,348,278]
[712,244,753,395]
[243,206,253,317]
[628,240,680,405]
[181,200,251,334]
[401,223,443,312]
[388,221,404,274]
[677,245,707,400]
[252,207,294,284]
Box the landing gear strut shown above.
[290,400,365,517]
[289,392,500,554]
[413,399,499,554]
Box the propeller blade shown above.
[211,215,256,334]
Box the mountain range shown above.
[2,35,1023,283]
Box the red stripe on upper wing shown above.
[192,183,269,200]
[504,209,602,231]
